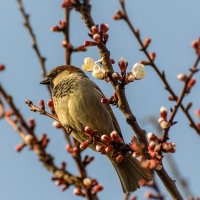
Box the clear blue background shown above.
[0,0,200,199]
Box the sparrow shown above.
[40,65,151,192]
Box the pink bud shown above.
[29,117,36,128]
[112,10,124,20]
[148,141,156,150]
[61,0,73,8]
[149,159,158,169]
[90,25,99,34]
[100,23,109,33]
[0,64,5,71]
[194,109,200,118]
[105,145,113,153]
[93,34,101,43]
[100,135,111,144]
[143,37,151,49]
[101,98,109,104]
[160,106,168,119]
[92,184,103,194]
[39,99,45,110]
[84,41,96,47]
[110,131,120,141]
[65,144,72,152]
[47,99,54,111]
[73,188,82,196]
[191,39,199,50]
[147,132,159,141]
[118,57,128,73]
[51,26,62,32]
[79,141,89,150]
[116,154,123,163]
[187,78,196,91]
[149,52,156,61]
[15,143,25,152]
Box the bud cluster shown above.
[112,58,146,85]
[79,127,125,163]
[158,106,170,130]
[84,23,109,48]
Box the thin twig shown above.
[16,0,51,95]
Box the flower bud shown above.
[187,78,196,91]
[24,134,34,145]
[84,41,96,47]
[51,26,62,32]
[61,0,73,8]
[116,154,124,163]
[177,73,187,81]
[160,106,168,119]
[160,120,170,129]
[101,135,111,144]
[92,184,103,194]
[83,178,93,188]
[90,25,99,34]
[105,145,113,153]
[143,37,151,49]
[82,57,95,71]
[15,143,25,152]
[112,10,124,20]
[149,52,156,61]
[73,188,82,196]
[0,64,5,71]
[92,64,105,79]
[100,23,109,33]
[47,99,54,111]
[132,63,145,80]
[147,132,159,141]
[93,34,101,43]
[148,141,156,150]
[118,57,128,73]
[194,109,200,118]
[52,120,62,128]
[95,144,104,152]
[101,98,109,104]
[110,131,120,141]
[80,141,89,150]
[39,99,45,110]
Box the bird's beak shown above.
[40,77,51,85]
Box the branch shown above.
[73,1,183,199]
[16,0,51,95]
[119,0,200,136]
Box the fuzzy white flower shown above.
[132,63,145,80]
[82,57,95,71]
[92,64,105,79]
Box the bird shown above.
[40,65,151,192]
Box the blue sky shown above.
[0,0,200,199]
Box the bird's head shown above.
[40,65,85,88]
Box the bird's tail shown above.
[111,154,152,193]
